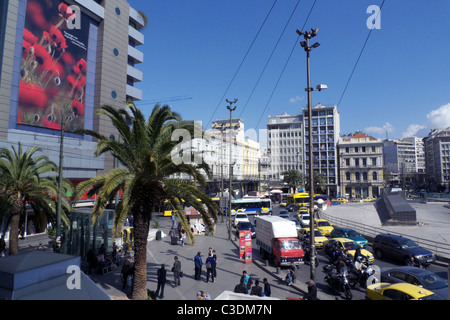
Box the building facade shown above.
[383,137,426,188]
[423,128,450,190]
[0,0,144,184]
[338,132,384,198]
[266,113,304,182]
[303,104,340,197]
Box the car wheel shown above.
[375,248,383,259]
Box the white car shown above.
[233,213,249,227]
[299,214,310,227]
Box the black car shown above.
[381,266,448,300]
[286,204,301,213]
[372,234,435,266]
[235,221,256,239]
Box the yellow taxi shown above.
[314,219,334,236]
[324,238,374,262]
[362,197,376,202]
[279,201,287,207]
[365,282,442,300]
[298,228,328,248]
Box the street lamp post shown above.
[226,99,238,241]
[296,27,326,280]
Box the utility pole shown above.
[220,124,225,223]
[56,114,65,253]
[296,27,325,280]
[226,99,237,241]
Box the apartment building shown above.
[384,137,426,187]
[423,128,450,189]
[303,104,340,197]
[338,131,384,198]
[266,113,304,181]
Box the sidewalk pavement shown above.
[88,216,328,300]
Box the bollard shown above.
[276,267,280,274]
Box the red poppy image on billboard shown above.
[18,0,89,132]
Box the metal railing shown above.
[320,211,450,263]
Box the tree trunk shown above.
[8,198,23,255]
[131,208,150,300]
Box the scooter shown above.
[301,238,319,267]
[324,267,353,300]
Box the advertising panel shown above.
[18,0,90,132]
[239,230,252,263]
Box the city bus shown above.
[231,198,272,215]
[163,197,221,216]
[286,193,328,211]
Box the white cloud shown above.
[401,124,426,138]
[426,103,450,129]
[289,95,303,103]
[364,122,395,137]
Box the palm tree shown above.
[74,103,218,300]
[282,169,304,193]
[0,143,71,255]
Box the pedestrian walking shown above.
[172,256,182,287]
[180,229,186,247]
[205,254,215,283]
[121,259,135,290]
[262,278,271,297]
[155,264,167,299]
[212,249,218,278]
[304,280,318,300]
[194,251,202,280]
[169,227,178,245]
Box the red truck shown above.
[255,216,304,267]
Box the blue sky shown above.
[128,0,450,144]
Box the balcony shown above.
[127,65,143,82]
[128,45,144,64]
[126,84,142,101]
[128,25,144,46]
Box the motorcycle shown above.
[323,266,353,300]
[301,238,319,267]
[348,256,380,289]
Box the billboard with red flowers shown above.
[18,0,90,132]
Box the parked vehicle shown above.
[365,282,442,300]
[330,227,368,248]
[235,221,256,239]
[372,234,435,267]
[381,266,448,300]
[255,216,304,267]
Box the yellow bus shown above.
[286,193,328,209]
[163,197,221,216]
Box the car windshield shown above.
[418,274,448,290]
[398,239,419,249]
[314,230,323,237]
[280,240,301,250]
[236,214,247,219]
[341,241,359,250]
[317,221,331,227]
[239,222,253,229]
[302,215,310,220]
[346,230,361,237]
